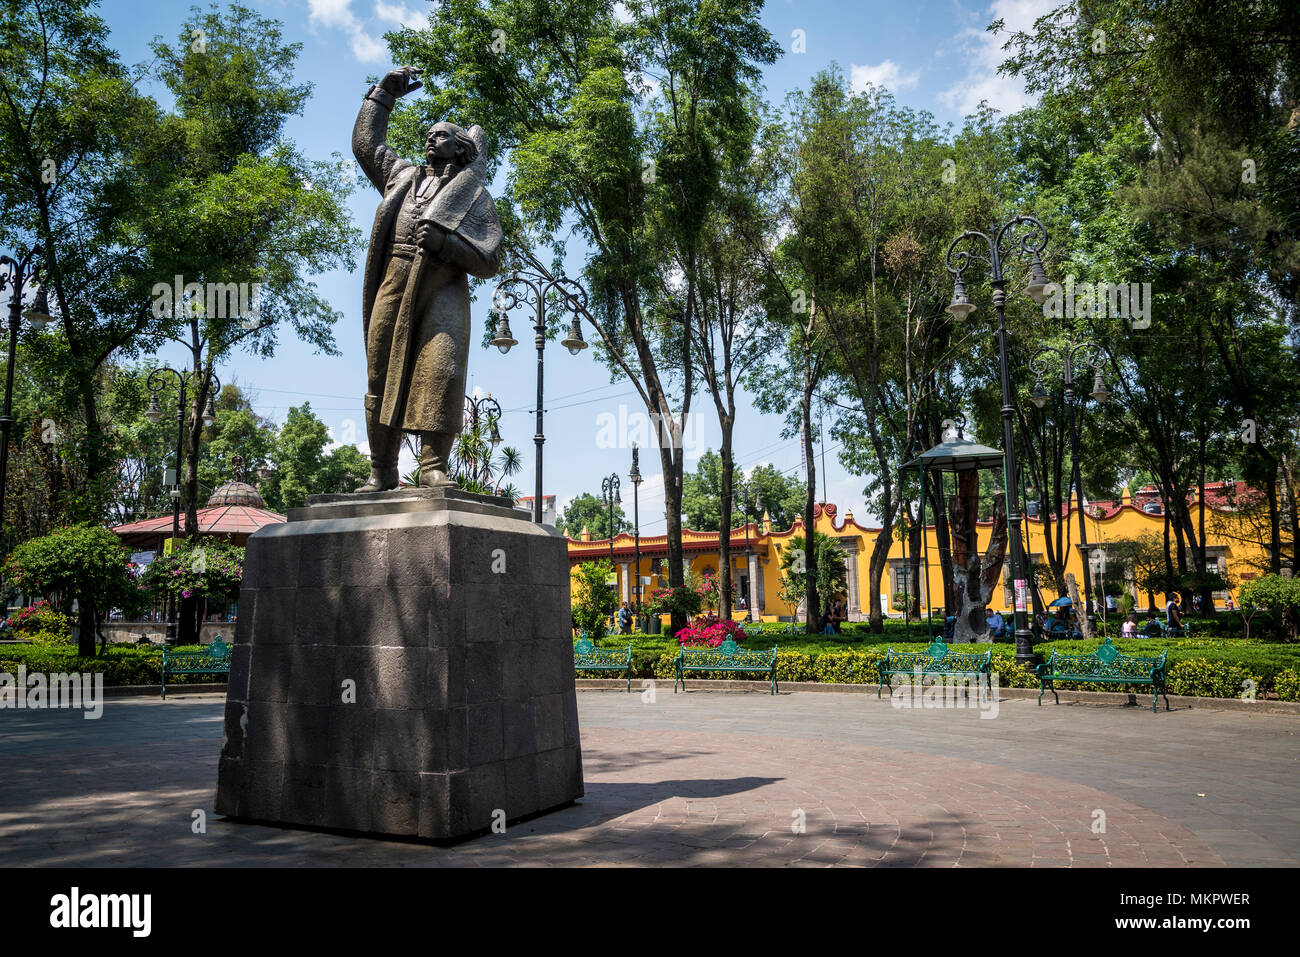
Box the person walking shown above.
[1165,593,1183,634]
[617,601,632,635]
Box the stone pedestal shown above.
[214,487,584,841]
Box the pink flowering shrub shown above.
[5,599,72,640]
[674,614,747,647]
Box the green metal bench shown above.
[1037,636,1170,712]
[674,638,778,694]
[161,637,232,699]
[573,638,633,691]
[877,641,993,699]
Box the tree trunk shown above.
[925,471,954,615]
[1066,573,1087,637]
[948,471,982,642]
[801,380,818,634]
[906,503,923,619]
[1265,469,1283,574]
[77,603,96,657]
[660,441,687,635]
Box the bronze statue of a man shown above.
[352,66,502,490]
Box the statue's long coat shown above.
[353,97,502,432]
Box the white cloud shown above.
[938,0,1059,117]
[307,0,356,29]
[849,60,920,94]
[305,0,387,63]
[374,0,429,30]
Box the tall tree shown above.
[0,0,174,519]
[144,4,359,553]
[390,0,780,632]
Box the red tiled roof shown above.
[112,504,285,542]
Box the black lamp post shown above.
[601,473,621,567]
[629,444,643,623]
[463,392,503,487]
[145,366,219,644]
[0,248,54,543]
[1030,341,1112,635]
[945,214,1053,665]
[490,267,589,523]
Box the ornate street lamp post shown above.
[490,267,588,523]
[1030,340,1112,634]
[602,472,621,630]
[463,392,503,487]
[601,472,621,567]
[145,366,220,644]
[945,214,1053,665]
[0,248,53,542]
[629,444,643,624]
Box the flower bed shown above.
[674,614,747,647]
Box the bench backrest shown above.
[678,638,776,665]
[573,639,631,664]
[882,641,992,669]
[164,637,231,667]
[1043,637,1167,677]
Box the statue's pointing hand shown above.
[379,66,422,99]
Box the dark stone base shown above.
[214,488,584,841]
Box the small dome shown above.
[207,481,265,508]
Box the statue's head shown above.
[426,121,478,168]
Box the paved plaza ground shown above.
[2,689,1297,867]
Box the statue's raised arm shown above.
[352,66,423,193]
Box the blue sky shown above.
[97,0,1052,533]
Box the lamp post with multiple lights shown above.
[0,248,54,541]
[462,392,503,487]
[490,268,589,523]
[1030,340,1112,635]
[601,472,621,566]
[944,214,1053,665]
[629,444,643,623]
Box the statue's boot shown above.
[418,431,456,488]
[356,393,401,492]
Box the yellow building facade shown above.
[566,481,1267,624]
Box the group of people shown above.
[818,597,848,634]
[1118,593,1187,638]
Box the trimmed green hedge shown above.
[0,644,222,687]
[583,638,1300,700]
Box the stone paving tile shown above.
[1,690,1296,866]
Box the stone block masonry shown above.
[215,486,584,841]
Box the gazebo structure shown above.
[899,415,1009,644]
[108,458,284,634]
[112,458,285,554]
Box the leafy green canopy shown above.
[557,491,629,539]
[778,531,848,616]
[571,559,619,638]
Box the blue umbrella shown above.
[1048,596,1073,608]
